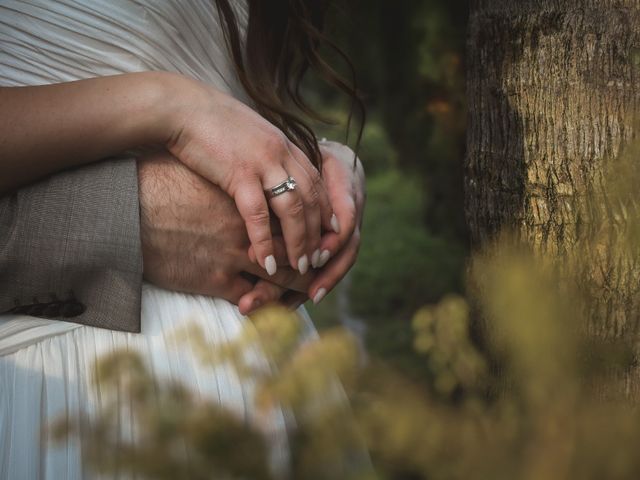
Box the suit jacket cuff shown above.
[0,158,143,332]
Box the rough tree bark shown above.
[466,0,640,392]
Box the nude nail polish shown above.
[311,249,321,268]
[298,254,309,275]
[318,250,331,268]
[331,214,340,234]
[313,288,327,305]
[265,255,277,276]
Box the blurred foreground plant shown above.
[53,261,640,480]
[53,255,640,479]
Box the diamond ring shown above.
[265,176,297,199]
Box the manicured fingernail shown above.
[313,288,327,305]
[265,255,277,276]
[298,254,309,275]
[311,249,321,268]
[331,214,340,233]
[318,250,331,268]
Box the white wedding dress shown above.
[0,1,319,478]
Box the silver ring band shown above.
[265,176,297,199]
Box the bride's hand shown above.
[309,141,365,303]
[239,141,366,311]
[162,74,336,277]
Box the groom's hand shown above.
[137,151,313,310]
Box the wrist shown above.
[140,71,214,149]
[132,71,191,146]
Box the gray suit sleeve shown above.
[0,158,143,332]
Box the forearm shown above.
[0,71,182,193]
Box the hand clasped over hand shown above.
[161,73,339,278]
[243,140,366,309]
[137,152,318,313]
[137,139,365,314]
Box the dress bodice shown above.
[0,0,249,101]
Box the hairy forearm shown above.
[0,71,184,192]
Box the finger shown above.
[263,167,308,274]
[243,262,314,293]
[320,148,360,243]
[312,190,357,269]
[237,280,289,316]
[288,142,336,242]
[312,232,340,269]
[218,275,256,305]
[284,156,322,268]
[308,227,361,304]
[248,236,289,266]
[310,192,356,270]
[328,189,357,247]
[234,181,277,276]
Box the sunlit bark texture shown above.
[466,0,640,368]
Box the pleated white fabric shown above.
[0,0,251,100]
[0,1,317,478]
[0,285,317,478]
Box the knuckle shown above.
[262,131,289,158]
[229,164,255,191]
[235,160,252,175]
[245,208,271,226]
[305,187,320,210]
[284,198,305,218]
[210,269,229,288]
[252,236,273,250]
[309,168,323,189]
[236,189,265,212]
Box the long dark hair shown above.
[214,0,364,169]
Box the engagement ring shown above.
[265,176,297,199]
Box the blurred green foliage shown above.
[319,0,468,238]
[350,170,465,322]
[306,0,469,379]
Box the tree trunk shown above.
[466,0,640,391]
